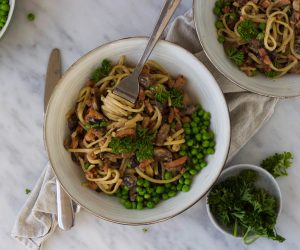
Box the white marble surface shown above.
[0,0,299,249]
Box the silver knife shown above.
[45,48,75,230]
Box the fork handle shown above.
[133,0,181,77]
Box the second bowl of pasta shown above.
[194,0,300,98]
[44,37,230,224]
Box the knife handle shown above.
[56,179,75,230]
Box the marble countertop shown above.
[1,0,299,249]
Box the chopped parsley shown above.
[237,19,259,41]
[91,59,112,82]
[150,84,183,108]
[83,121,108,131]
[108,126,155,161]
[226,48,245,66]
[265,71,280,78]
[109,137,135,154]
[83,162,90,171]
[208,170,285,244]
[142,228,149,233]
[27,13,35,22]
[25,188,31,194]
[261,152,293,178]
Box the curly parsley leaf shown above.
[237,19,259,41]
[91,59,112,82]
[208,170,285,244]
[135,126,155,161]
[226,48,245,66]
[25,188,31,194]
[261,152,293,178]
[150,85,169,103]
[83,121,108,131]
[265,71,280,78]
[109,137,135,154]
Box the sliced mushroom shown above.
[164,156,188,170]
[84,107,104,123]
[68,113,78,131]
[115,128,136,138]
[156,123,170,146]
[154,147,172,161]
[139,74,153,88]
[180,105,197,116]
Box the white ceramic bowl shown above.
[206,164,282,238]
[193,0,300,98]
[44,37,231,225]
[0,0,15,40]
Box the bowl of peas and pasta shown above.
[44,37,230,224]
[0,0,14,39]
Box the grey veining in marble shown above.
[0,0,299,249]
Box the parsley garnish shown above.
[25,188,31,194]
[83,121,108,131]
[142,228,149,233]
[237,19,259,41]
[108,126,155,161]
[265,71,280,78]
[109,137,135,154]
[83,162,90,171]
[261,152,293,178]
[27,13,35,22]
[150,84,183,108]
[208,170,285,244]
[91,59,112,82]
[226,48,245,66]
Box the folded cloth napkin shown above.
[11,9,278,250]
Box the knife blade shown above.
[45,48,75,230]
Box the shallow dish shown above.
[44,37,230,225]
[193,0,300,98]
[206,164,282,238]
[0,0,15,40]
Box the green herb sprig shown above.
[208,170,285,244]
[150,84,183,108]
[261,152,293,178]
[226,48,245,66]
[91,59,112,82]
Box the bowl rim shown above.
[206,163,282,238]
[192,0,300,99]
[44,36,231,225]
[0,0,15,39]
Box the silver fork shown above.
[113,0,181,103]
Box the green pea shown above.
[179,177,185,184]
[124,201,132,209]
[184,179,192,185]
[170,185,176,191]
[193,117,201,123]
[183,172,191,179]
[122,194,129,200]
[181,144,187,151]
[137,178,144,186]
[146,201,155,208]
[162,193,169,200]
[191,121,197,128]
[183,123,190,129]
[0,10,6,16]
[198,109,204,116]
[204,120,210,126]
[192,127,199,134]
[136,186,143,193]
[209,141,215,147]
[0,4,9,11]
[195,163,201,170]
[202,140,210,148]
[207,148,215,155]
[194,143,200,149]
[203,112,211,120]
[202,132,210,140]
[191,148,198,155]
[213,6,221,16]
[168,190,176,197]
[196,134,202,141]
[136,196,144,202]
[132,202,137,209]
[189,169,197,175]
[138,189,146,196]
[165,183,171,188]
[187,140,194,147]
[182,185,190,192]
[200,161,208,168]
[147,187,154,194]
[153,196,160,204]
[184,127,191,134]
[192,158,198,165]
[143,180,150,188]
[164,172,173,180]
[192,112,197,119]
[197,153,204,160]
[137,202,143,210]
[156,186,165,194]
[0,15,6,22]
[144,193,151,200]
[256,32,264,41]
[177,184,183,191]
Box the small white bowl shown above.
[206,164,282,238]
[193,0,300,98]
[44,37,231,225]
[0,0,15,40]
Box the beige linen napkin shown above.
[11,9,278,250]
